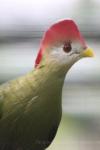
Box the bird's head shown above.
[35,19,94,74]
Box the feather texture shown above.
[0,64,64,150]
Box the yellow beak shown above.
[82,48,94,57]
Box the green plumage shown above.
[0,64,65,150]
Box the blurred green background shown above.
[0,0,100,149]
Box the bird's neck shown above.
[26,63,67,106]
[22,63,68,121]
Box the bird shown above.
[0,19,94,150]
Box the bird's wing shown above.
[0,73,33,120]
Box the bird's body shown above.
[0,19,94,150]
[0,68,63,150]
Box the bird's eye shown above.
[63,42,72,53]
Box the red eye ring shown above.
[63,41,72,53]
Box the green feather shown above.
[0,63,66,150]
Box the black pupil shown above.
[63,42,72,53]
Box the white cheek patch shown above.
[72,42,83,52]
[51,42,82,57]
[49,42,83,65]
[51,46,68,56]
[50,47,70,64]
